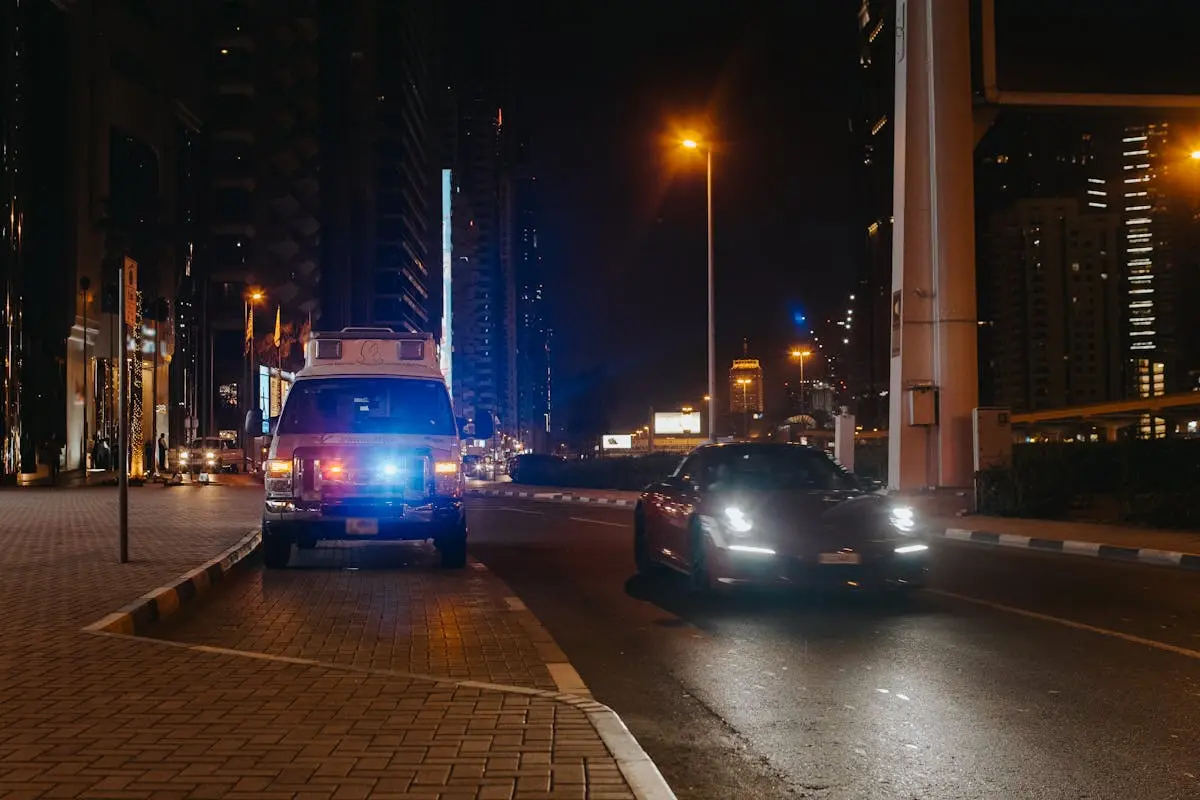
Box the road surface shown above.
[153,495,1200,799]
[469,497,1200,800]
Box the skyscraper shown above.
[980,198,1124,411]
[851,0,895,430]
[445,2,519,437]
[1,0,203,479]
[514,170,552,452]
[1119,121,1200,435]
[729,359,764,415]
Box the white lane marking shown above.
[568,516,629,528]
[494,506,544,515]
[930,589,1200,661]
[504,596,527,612]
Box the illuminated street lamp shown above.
[1191,150,1200,160]
[244,289,266,470]
[681,135,716,443]
[790,348,812,412]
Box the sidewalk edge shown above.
[470,558,676,800]
[937,527,1200,570]
[81,528,262,635]
[469,487,636,507]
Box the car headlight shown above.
[723,506,753,534]
[894,543,928,555]
[179,452,189,460]
[890,506,915,533]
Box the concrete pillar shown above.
[888,0,979,491]
[835,407,856,472]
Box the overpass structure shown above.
[887,0,1200,491]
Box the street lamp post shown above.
[244,289,264,471]
[682,138,717,443]
[790,348,812,413]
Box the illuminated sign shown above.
[602,434,632,450]
[441,169,453,389]
[654,411,702,436]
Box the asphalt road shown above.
[468,497,1200,800]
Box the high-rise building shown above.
[444,1,519,437]
[729,359,764,415]
[201,1,440,435]
[1119,122,1200,435]
[850,0,895,430]
[1,0,203,480]
[447,95,518,436]
[980,199,1124,411]
[514,169,552,452]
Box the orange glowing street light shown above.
[1191,150,1200,160]
[678,134,716,442]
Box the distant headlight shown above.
[206,451,216,459]
[890,506,915,533]
[179,452,189,461]
[723,506,753,534]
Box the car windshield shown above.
[275,377,455,436]
[708,446,859,492]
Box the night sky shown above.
[509,2,858,434]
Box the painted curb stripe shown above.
[82,528,262,635]
[932,527,1200,571]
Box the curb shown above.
[469,487,636,507]
[469,560,676,800]
[82,528,262,635]
[936,527,1200,570]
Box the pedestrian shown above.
[157,433,168,473]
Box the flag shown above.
[273,306,281,348]
[244,303,253,354]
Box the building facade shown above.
[1119,122,1200,435]
[202,0,440,438]
[1,0,203,481]
[850,0,895,430]
[980,199,1124,411]
[514,170,552,452]
[447,95,517,436]
[729,359,764,415]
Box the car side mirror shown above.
[244,409,263,436]
[457,417,469,439]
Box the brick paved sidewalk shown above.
[0,486,662,799]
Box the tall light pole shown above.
[682,138,716,443]
[790,348,812,412]
[244,289,264,470]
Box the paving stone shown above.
[0,486,642,798]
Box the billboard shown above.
[602,434,632,450]
[440,169,453,388]
[654,411,702,436]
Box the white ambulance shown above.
[253,328,492,569]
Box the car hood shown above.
[707,489,896,554]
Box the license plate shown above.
[818,552,861,565]
[346,518,379,535]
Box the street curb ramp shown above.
[82,528,262,636]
